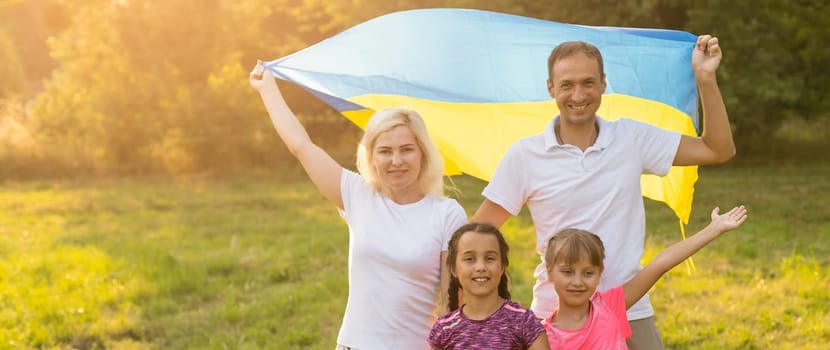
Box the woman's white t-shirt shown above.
[337,169,467,350]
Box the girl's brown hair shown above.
[544,228,606,271]
[446,222,511,311]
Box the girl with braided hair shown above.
[429,223,549,350]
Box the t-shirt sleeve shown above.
[622,119,682,176]
[427,320,446,349]
[339,168,360,220]
[522,307,547,345]
[441,199,469,250]
[482,142,527,216]
[605,286,633,339]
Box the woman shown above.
[250,62,467,350]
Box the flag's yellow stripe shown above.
[342,93,697,223]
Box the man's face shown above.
[547,52,606,126]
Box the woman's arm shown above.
[250,63,343,209]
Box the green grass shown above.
[1,163,828,348]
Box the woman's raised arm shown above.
[250,62,343,209]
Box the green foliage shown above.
[687,0,830,137]
[18,0,372,176]
[523,0,693,28]
[0,0,60,89]
[0,27,25,98]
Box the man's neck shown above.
[555,118,599,151]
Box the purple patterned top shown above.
[428,300,545,349]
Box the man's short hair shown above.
[547,41,605,81]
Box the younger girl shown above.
[543,205,747,349]
[429,223,550,350]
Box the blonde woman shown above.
[250,62,467,350]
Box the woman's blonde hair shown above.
[356,108,445,197]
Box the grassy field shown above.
[1,163,829,349]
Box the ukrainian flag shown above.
[265,8,700,224]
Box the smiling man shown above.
[472,37,736,350]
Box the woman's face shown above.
[371,125,423,195]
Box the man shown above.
[471,36,734,349]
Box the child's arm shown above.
[624,205,747,309]
[528,332,552,350]
[250,62,344,209]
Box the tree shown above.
[684,0,830,138]
[0,27,25,98]
[29,0,372,174]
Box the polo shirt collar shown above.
[594,116,614,149]
[543,117,560,150]
[544,115,615,151]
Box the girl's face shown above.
[371,125,423,195]
[547,253,602,308]
[453,231,505,301]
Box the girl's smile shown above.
[454,231,505,300]
[549,255,602,308]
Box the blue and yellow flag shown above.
[266,8,700,223]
